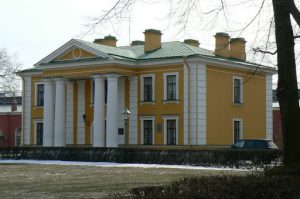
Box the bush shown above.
[129,174,300,199]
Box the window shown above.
[144,77,153,101]
[140,117,155,145]
[16,128,21,147]
[233,77,243,103]
[164,72,179,101]
[141,74,155,102]
[233,119,242,144]
[163,116,178,145]
[36,122,43,145]
[143,120,153,145]
[36,84,44,106]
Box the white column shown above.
[23,75,32,145]
[54,78,66,146]
[92,75,105,147]
[106,74,119,147]
[77,80,86,144]
[129,76,138,144]
[266,75,273,140]
[66,80,74,144]
[43,78,54,146]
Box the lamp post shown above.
[122,108,131,144]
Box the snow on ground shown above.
[0,159,251,171]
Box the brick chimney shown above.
[214,32,230,58]
[94,35,117,47]
[230,37,246,61]
[184,39,200,47]
[131,40,145,46]
[144,29,162,52]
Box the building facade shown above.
[18,29,276,147]
[0,96,22,147]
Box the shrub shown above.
[129,174,300,199]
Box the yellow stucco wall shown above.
[137,65,184,145]
[30,76,44,144]
[206,65,266,145]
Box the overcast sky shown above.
[2,0,299,85]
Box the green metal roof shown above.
[75,39,214,61]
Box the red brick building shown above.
[0,96,22,147]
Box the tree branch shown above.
[253,47,277,55]
[289,0,300,27]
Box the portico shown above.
[42,73,134,147]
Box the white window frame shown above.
[164,72,179,101]
[140,116,155,145]
[140,74,155,102]
[34,82,44,107]
[232,76,243,104]
[233,118,243,144]
[33,119,43,145]
[163,115,179,145]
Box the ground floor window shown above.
[16,128,21,146]
[233,119,242,144]
[36,122,43,145]
[163,116,178,145]
[143,120,153,145]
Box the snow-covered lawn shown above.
[0,159,249,171]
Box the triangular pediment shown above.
[55,47,97,61]
[34,39,110,66]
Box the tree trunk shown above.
[272,0,300,166]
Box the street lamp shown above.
[122,108,131,121]
[122,108,131,143]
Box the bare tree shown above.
[0,49,21,95]
[87,0,300,166]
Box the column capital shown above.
[90,74,105,81]
[54,77,65,84]
[105,73,120,80]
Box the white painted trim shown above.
[140,74,155,102]
[34,82,44,107]
[163,115,179,145]
[33,119,43,145]
[163,72,179,101]
[266,75,273,140]
[140,116,155,145]
[232,76,243,104]
[233,118,243,144]
[129,76,138,144]
[197,63,207,145]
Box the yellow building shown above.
[18,29,276,148]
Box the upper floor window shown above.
[141,74,155,102]
[35,83,44,106]
[233,76,243,104]
[164,72,179,101]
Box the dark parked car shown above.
[231,139,278,150]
